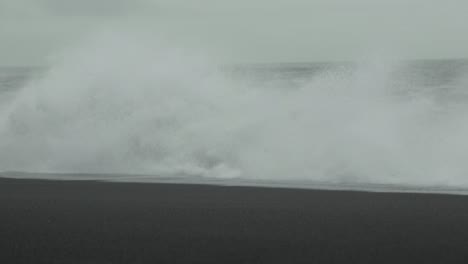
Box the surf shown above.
[1,31,468,190]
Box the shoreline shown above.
[3,171,468,196]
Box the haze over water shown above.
[1,32,468,192]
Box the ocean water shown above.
[2,35,468,191]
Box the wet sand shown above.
[1,177,468,263]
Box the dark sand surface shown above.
[1,177,468,263]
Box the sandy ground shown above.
[1,177,468,263]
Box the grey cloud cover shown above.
[1,0,154,16]
[0,0,467,65]
[39,0,152,16]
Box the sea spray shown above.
[1,32,468,188]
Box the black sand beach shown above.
[1,177,468,263]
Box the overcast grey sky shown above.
[1,0,467,65]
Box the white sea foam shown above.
[2,31,468,188]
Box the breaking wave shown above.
[2,32,468,188]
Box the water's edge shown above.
[2,171,468,196]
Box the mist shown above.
[1,1,468,191]
[0,31,468,190]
